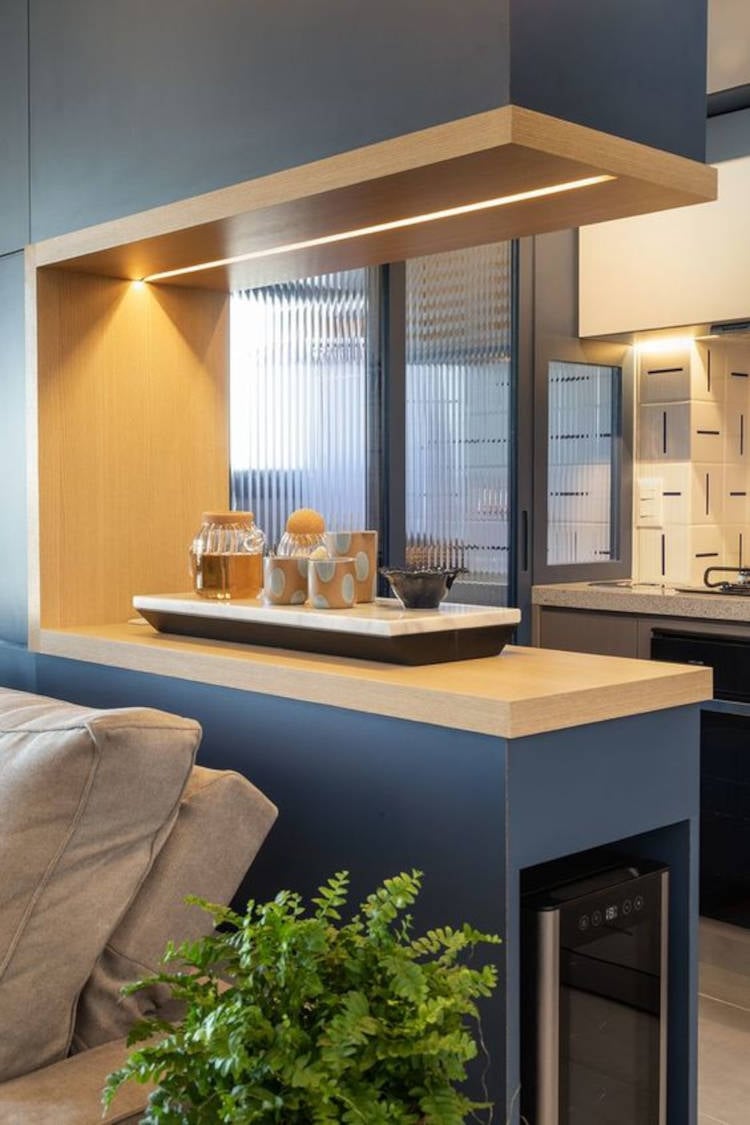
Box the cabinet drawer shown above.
[539,608,639,657]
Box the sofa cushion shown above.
[0,687,200,1081]
[0,1035,153,1124]
[73,764,278,1049]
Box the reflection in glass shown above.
[230,271,369,550]
[405,243,513,602]
[547,360,621,566]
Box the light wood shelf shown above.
[36,624,712,739]
[32,105,716,291]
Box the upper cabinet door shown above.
[579,155,750,338]
[0,0,29,254]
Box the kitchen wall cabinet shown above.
[579,154,750,338]
[634,338,750,586]
[0,0,29,254]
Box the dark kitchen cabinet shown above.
[536,607,639,658]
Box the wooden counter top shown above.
[38,622,712,739]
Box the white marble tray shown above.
[132,594,521,664]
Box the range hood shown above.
[34,106,717,293]
[705,320,750,340]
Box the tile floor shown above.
[699,919,750,1125]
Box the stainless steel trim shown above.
[537,909,561,1125]
[659,870,669,1125]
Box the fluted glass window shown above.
[546,360,620,565]
[230,271,369,550]
[405,243,513,601]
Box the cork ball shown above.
[286,508,326,535]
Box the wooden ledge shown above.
[36,624,713,740]
[32,105,717,292]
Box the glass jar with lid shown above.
[276,507,326,558]
[189,511,265,600]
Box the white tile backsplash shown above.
[634,340,750,585]
[636,528,665,583]
[638,403,691,461]
[638,346,693,403]
[721,525,750,571]
[723,465,750,524]
[723,405,749,465]
[691,401,725,463]
[637,462,723,526]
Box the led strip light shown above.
[143,174,615,283]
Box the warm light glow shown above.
[635,336,697,355]
[143,174,616,283]
[131,279,145,290]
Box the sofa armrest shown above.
[0,1036,152,1125]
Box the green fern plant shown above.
[103,870,501,1124]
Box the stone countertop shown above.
[533,581,750,624]
[35,621,711,741]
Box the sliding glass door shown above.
[229,241,521,609]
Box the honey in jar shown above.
[190,511,265,600]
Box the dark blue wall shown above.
[29,0,511,241]
[0,0,28,254]
[511,0,708,162]
[707,106,750,162]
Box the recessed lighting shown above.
[142,174,615,283]
[635,336,696,355]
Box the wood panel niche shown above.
[32,267,228,636]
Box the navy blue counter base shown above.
[0,650,702,1124]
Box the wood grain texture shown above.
[36,625,712,739]
[34,270,228,629]
[31,106,717,293]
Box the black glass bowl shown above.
[379,567,465,610]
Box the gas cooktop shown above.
[676,567,750,596]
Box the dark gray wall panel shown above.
[707,106,750,161]
[511,0,708,161]
[0,253,28,646]
[30,0,510,240]
[0,0,29,253]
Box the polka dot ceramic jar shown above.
[325,531,378,603]
[263,556,308,605]
[308,557,357,609]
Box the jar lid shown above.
[201,510,254,525]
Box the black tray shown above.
[135,599,518,666]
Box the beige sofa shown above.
[0,687,278,1124]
